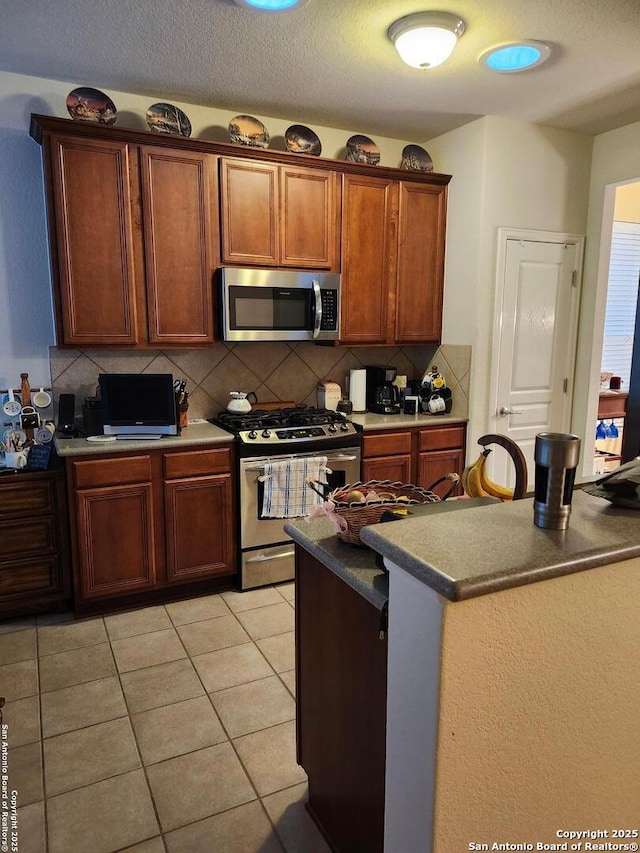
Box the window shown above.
[601,221,640,388]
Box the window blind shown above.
[601,221,640,388]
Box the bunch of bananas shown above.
[461,450,514,500]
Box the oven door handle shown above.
[244,454,358,473]
[245,550,295,564]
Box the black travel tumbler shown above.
[533,433,581,530]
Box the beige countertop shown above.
[54,421,234,456]
[350,412,467,431]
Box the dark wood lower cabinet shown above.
[165,474,234,583]
[0,466,71,618]
[296,547,387,853]
[76,482,156,599]
[67,444,237,614]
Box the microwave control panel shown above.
[320,290,339,331]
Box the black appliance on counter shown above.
[366,366,401,415]
[82,396,104,436]
[210,407,362,590]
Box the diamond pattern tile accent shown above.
[50,343,471,419]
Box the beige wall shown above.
[425,117,593,458]
[433,556,640,847]
[574,119,640,477]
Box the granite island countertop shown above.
[54,421,234,456]
[284,516,389,610]
[360,489,640,601]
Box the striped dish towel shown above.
[261,456,328,519]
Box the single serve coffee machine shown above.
[365,366,401,415]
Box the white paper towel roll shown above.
[349,368,367,412]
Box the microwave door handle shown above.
[312,280,322,339]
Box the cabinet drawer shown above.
[0,517,56,558]
[163,447,232,479]
[0,555,59,595]
[0,480,56,518]
[419,426,465,452]
[362,432,412,458]
[73,455,152,488]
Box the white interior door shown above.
[490,232,583,490]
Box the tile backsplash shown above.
[49,342,470,422]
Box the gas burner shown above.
[210,406,361,449]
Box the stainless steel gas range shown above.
[212,407,362,589]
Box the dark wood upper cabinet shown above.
[395,181,447,344]
[280,166,339,269]
[340,175,448,346]
[32,115,450,349]
[341,175,396,344]
[49,135,140,345]
[220,158,340,270]
[140,147,217,344]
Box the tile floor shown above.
[0,584,332,853]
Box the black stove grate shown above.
[211,406,348,434]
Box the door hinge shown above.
[571,269,577,287]
[563,377,569,394]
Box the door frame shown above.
[488,228,585,459]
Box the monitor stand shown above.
[115,434,164,440]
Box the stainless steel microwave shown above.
[220,268,340,342]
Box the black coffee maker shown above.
[365,366,401,415]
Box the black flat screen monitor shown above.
[99,373,178,437]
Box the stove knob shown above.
[340,422,349,431]
[248,430,258,440]
[261,429,271,439]
[328,424,337,433]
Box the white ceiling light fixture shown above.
[480,41,551,73]
[388,11,465,70]
[232,0,308,10]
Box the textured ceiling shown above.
[3,0,640,140]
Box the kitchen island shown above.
[286,491,640,852]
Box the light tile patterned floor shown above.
[0,583,332,853]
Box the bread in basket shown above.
[307,476,459,546]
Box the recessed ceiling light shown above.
[232,0,308,9]
[480,41,551,73]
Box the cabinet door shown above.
[220,159,279,265]
[280,167,338,270]
[49,135,139,345]
[417,449,464,498]
[165,474,236,583]
[395,182,447,344]
[362,454,412,484]
[76,483,156,600]
[141,148,217,344]
[340,175,396,344]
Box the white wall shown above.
[426,116,593,458]
[0,69,415,392]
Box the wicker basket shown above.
[327,479,445,546]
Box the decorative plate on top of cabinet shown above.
[66,87,117,125]
[228,114,270,149]
[345,134,380,166]
[285,124,322,156]
[146,102,192,137]
[401,144,433,172]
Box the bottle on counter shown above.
[20,372,31,407]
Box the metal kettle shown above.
[227,391,258,414]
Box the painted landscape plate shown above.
[66,87,117,125]
[285,124,322,156]
[401,144,433,172]
[146,102,192,137]
[345,134,380,166]
[228,114,269,148]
